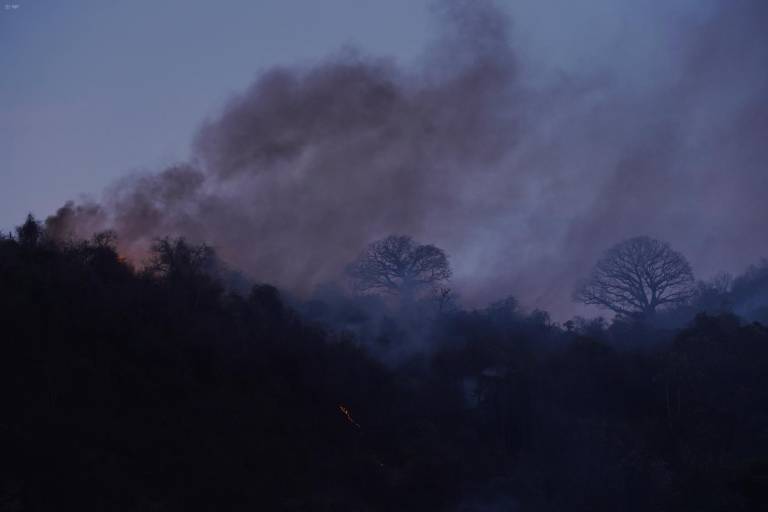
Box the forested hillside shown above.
[2,217,768,511]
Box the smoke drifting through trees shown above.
[347,235,451,304]
[46,0,768,318]
[575,236,695,319]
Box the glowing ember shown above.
[338,404,361,429]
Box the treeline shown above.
[1,216,768,511]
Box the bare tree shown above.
[574,236,695,318]
[146,237,217,280]
[347,235,451,303]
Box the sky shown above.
[2,0,766,319]
[0,0,705,233]
[0,0,433,232]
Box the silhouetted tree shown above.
[691,272,734,314]
[147,237,216,280]
[145,237,223,311]
[92,230,118,250]
[15,213,43,247]
[434,286,458,315]
[347,235,451,305]
[575,236,695,318]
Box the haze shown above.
[2,0,766,319]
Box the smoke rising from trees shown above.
[46,0,768,318]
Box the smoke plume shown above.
[47,0,768,318]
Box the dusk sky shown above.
[1,0,698,232]
[0,0,431,232]
[2,0,765,318]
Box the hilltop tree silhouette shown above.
[347,235,451,307]
[575,236,695,319]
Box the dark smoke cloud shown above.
[47,0,768,319]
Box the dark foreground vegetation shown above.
[2,216,768,511]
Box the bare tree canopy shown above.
[147,237,217,280]
[347,235,451,300]
[575,236,695,318]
